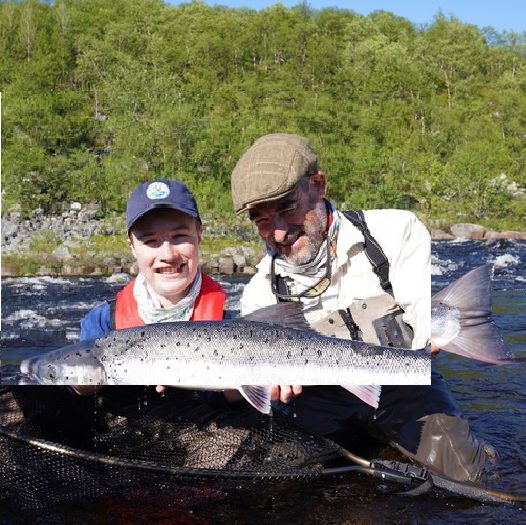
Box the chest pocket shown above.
[348,293,414,348]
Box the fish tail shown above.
[432,264,513,364]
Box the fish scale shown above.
[92,320,431,386]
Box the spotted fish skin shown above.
[20,314,431,387]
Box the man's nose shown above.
[272,217,289,244]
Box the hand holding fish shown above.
[271,385,303,404]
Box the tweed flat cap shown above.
[231,133,318,213]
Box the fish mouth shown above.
[19,357,35,376]
[19,357,42,384]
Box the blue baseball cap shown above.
[126,179,200,231]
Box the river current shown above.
[1,239,525,523]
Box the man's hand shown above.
[270,385,302,404]
[430,343,440,355]
[221,387,304,404]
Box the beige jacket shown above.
[241,208,431,349]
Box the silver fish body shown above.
[20,318,430,388]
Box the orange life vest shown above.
[113,273,226,329]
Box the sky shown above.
[165,1,526,34]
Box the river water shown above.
[1,239,525,523]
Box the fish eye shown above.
[45,365,57,382]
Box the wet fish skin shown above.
[19,313,429,411]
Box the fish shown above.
[20,264,513,414]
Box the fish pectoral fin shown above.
[341,384,381,408]
[239,385,272,414]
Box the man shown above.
[230,133,496,482]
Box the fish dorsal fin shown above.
[243,302,316,332]
[432,264,494,317]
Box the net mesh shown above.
[0,386,342,512]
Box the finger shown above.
[155,385,166,394]
[280,385,293,404]
[292,385,303,396]
[270,385,280,401]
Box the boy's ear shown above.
[127,236,136,258]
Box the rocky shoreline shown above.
[431,223,526,241]
[1,207,264,278]
[2,208,525,278]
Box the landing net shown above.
[0,386,342,511]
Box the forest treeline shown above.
[1,0,525,228]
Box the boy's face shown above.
[128,208,202,307]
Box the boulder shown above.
[52,245,73,260]
[218,256,235,275]
[430,229,455,241]
[450,223,486,240]
[232,254,247,268]
[484,230,526,241]
[78,209,98,222]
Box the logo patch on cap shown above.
[146,182,170,200]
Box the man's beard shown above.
[273,203,327,266]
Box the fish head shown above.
[19,343,107,386]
